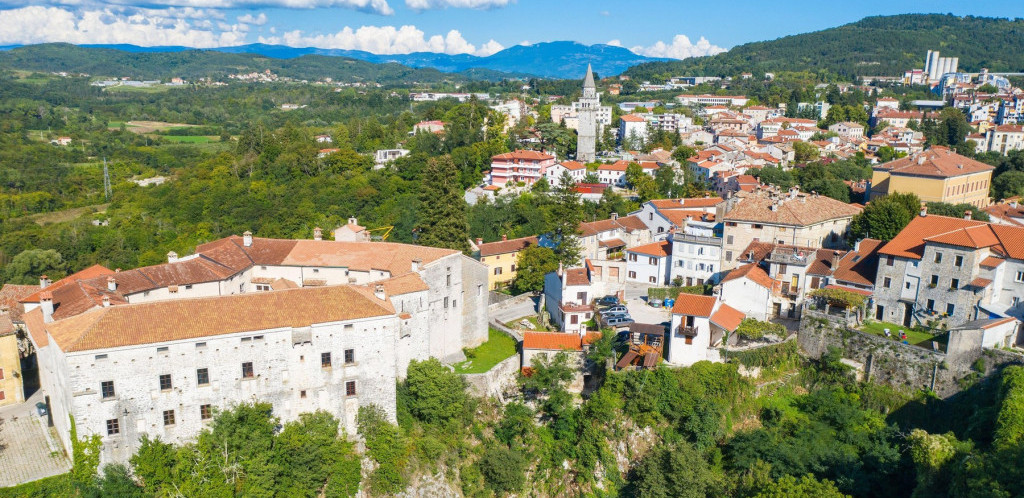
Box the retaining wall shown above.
[462,355,520,400]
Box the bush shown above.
[735,319,787,340]
[479,445,527,494]
[648,284,713,300]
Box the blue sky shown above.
[0,0,1022,57]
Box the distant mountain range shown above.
[624,14,1024,81]
[0,41,668,80]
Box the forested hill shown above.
[624,14,1024,82]
[0,43,521,83]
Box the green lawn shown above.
[453,327,517,374]
[162,135,215,143]
[859,321,946,348]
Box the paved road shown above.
[0,390,71,487]
[489,295,539,324]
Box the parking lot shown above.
[596,295,671,329]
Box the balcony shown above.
[672,233,723,246]
[677,326,698,337]
[766,247,812,266]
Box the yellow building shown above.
[870,146,994,207]
[0,315,23,406]
[477,235,539,290]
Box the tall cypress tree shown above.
[415,156,471,253]
[551,171,584,266]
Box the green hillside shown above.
[0,43,504,83]
[625,14,1024,82]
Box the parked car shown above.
[603,305,628,315]
[598,295,619,306]
[648,298,663,307]
[603,316,635,328]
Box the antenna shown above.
[103,157,111,200]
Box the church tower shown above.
[576,64,599,163]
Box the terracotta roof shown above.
[620,114,646,122]
[738,241,776,263]
[980,256,1005,268]
[924,224,1000,249]
[523,331,601,350]
[628,240,671,258]
[0,284,37,323]
[879,215,989,259]
[649,196,723,209]
[723,190,861,226]
[598,238,626,248]
[832,239,883,286]
[878,216,1024,261]
[671,293,716,317]
[968,277,993,288]
[21,265,114,303]
[579,215,647,237]
[710,303,744,332]
[807,249,845,276]
[278,240,457,275]
[563,268,590,286]
[378,272,429,295]
[722,263,775,290]
[38,285,395,352]
[984,201,1024,226]
[0,314,14,337]
[478,236,539,257]
[875,146,994,178]
[492,150,555,161]
[598,161,631,172]
[662,210,715,227]
[560,161,587,170]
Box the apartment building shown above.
[476,235,541,290]
[869,146,994,207]
[489,150,556,187]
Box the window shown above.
[934,252,943,264]
[95,354,108,360]
[950,278,959,290]
[200,404,213,420]
[628,271,637,278]
[345,349,355,364]
[649,257,657,265]
[753,224,763,229]
[446,274,451,287]
[944,303,955,315]
[197,368,209,386]
[494,267,502,276]
[300,390,307,398]
[321,352,332,368]
[101,381,115,399]
[444,297,450,309]
[726,235,734,244]
[576,291,587,302]
[346,381,357,396]
[510,264,516,272]
[886,256,894,267]
[926,299,935,311]
[1016,271,1024,283]
[312,269,319,274]
[157,346,168,353]
[0,391,4,401]
[649,276,657,283]
[242,362,254,379]
[106,419,120,436]
[954,255,964,267]
[883,277,891,288]
[726,222,737,227]
[570,314,579,325]
[1013,297,1021,306]
[726,251,733,261]
[255,284,271,291]
[159,374,172,391]
[930,275,939,286]
[162,410,176,426]
[195,342,206,348]
[629,253,638,262]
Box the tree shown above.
[522,351,574,395]
[754,475,850,498]
[415,156,471,253]
[630,442,723,498]
[793,141,820,163]
[511,245,558,294]
[550,172,584,266]
[3,248,65,284]
[849,192,920,241]
[925,202,989,221]
[478,445,527,494]
[404,358,469,426]
[877,146,897,163]
[992,171,1024,200]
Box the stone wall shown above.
[462,355,520,400]
[487,292,537,317]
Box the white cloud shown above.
[405,0,510,9]
[606,39,621,47]
[0,6,249,47]
[631,34,726,60]
[3,0,393,15]
[236,12,266,25]
[259,25,501,56]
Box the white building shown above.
[670,221,724,286]
[666,294,743,366]
[543,265,595,335]
[22,231,490,465]
[374,148,410,167]
[545,161,588,187]
[619,114,649,147]
[625,240,672,285]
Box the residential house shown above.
[619,114,649,146]
[543,265,595,334]
[869,146,994,207]
[476,235,540,290]
[521,331,602,391]
[987,125,1024,155]
[829,121,866,138]
[578,213,651,261]
[670,218,724,286]
[412,120,446,134]
[545,161,588,187]
[374,149,410,167]
[667,294,744,366]
[489,150,556,187]
[626,240,672,285]
[632,196,723,237]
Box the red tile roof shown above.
[710,303,744,332]
[671,293,716,317]
[723,190,861,226]
[478,236,539,257]
[627,240,671,258]
[620,114,646,122]
[492,149,554,161]
[875,146,994,178]
[523,331,601,350]
[563,268,590,286]
[825,284,872,296]
[980,256,1005,268]
[0,284,37,323]
[722,263,775,290]
[21,265,114,303]
[832,239,883,286]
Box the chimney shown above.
[313,227,323,241]
[167,251,178,263]
[348,217,358,226]
[964,210,972,220]
[832,252,841,268]
[374,284,386,301]
[40,291,54,323]
[611,212,619,220]
[102,296,111,308]
[107,277,117,292]
[39,275,50,289]
[476,238,483,246]
[243,231,253,247]
[557,262,564,277]
[502,234,507,241]
[411,258,422,272]
[920,205,928,217]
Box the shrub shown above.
[479,445,527,494]
[735,319,787,340]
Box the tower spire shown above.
[583,63,595,89]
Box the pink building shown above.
[490,150,556,187]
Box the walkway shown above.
[0,390,71,487]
